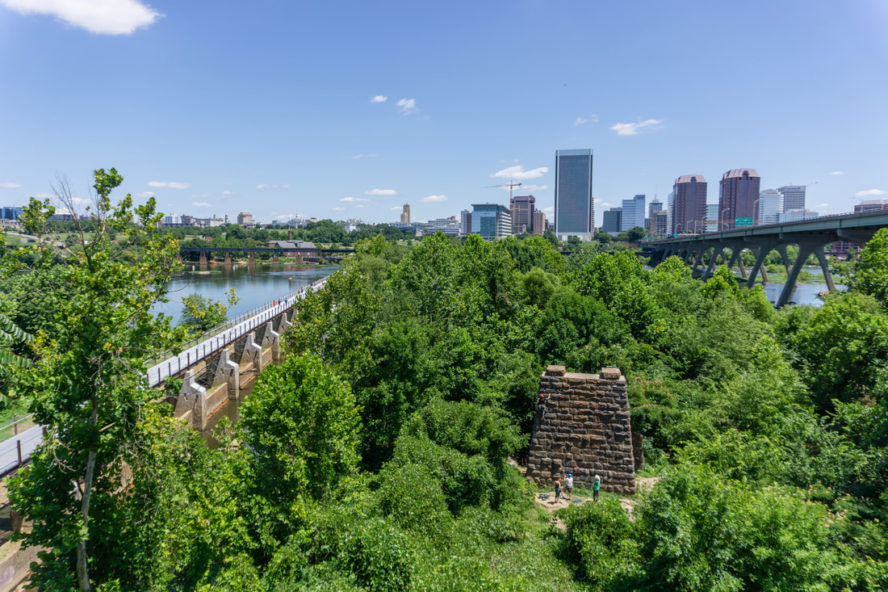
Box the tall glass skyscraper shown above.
[778,185,806,212]
[554,149,594,240]
[620,194,646,232]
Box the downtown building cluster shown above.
[602,170,821,239]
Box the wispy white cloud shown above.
[855,188,886,197]
[420,194,447,203]
[193,201,211,207]
[148,181,190,189]
[34,192,54,199]
[222,190,234,195]
[0,182,21,188]
[0,0,161,35]
[491,165,549,180]
[390,206,402,211]
[815,202,829,209]
[396,98,417,114]
[600,201,614,208]
[340,196,370,203]
[370,95,388,103]
[355,204,368,208]
[332,206,345,211]
[352,152,379,160]
[543,207,554,213]
[256,183,290,190]
[135,191,155,198]
[573,115,598,126]
[365,188,397,196]
[829,171,844,176]
[610,119,663,136]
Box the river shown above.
[153,263,340,324]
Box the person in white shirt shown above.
[564,473,573,500]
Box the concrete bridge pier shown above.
[175,371,209,431]
[746,239,779,288]
[224,252,232,268]
[199,251,208,269]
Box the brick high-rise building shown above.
[400,204,411,223]
[672,174,707,235]
[532,210,547,236]
[510,194,536,234]
[718,169,760,230]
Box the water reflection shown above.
[154,263,339,323]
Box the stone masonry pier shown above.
[525,365,636,494]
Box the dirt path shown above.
[533,476,661,525]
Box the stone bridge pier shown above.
[525,365,638,494]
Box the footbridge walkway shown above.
[0,276,330,477]
[641,210,888,307]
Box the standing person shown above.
[564,473,573,500]
[593,474,601,502]
[554,477,562,502]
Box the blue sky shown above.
[1,0,887,225]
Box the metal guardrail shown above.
[0,425,43,476]
[145,276,328,387]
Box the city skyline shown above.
[0,1,886,225]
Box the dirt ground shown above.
[533,475,661,527]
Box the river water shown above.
[153,263,340,324]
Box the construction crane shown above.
[485,180,523,202]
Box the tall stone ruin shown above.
[525,365,636,494]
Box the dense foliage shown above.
[2,194,888,590]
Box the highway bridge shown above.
[643,210,888,307]
[179,246,355,264]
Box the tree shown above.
[854,228,888,307]
[181,288,240,334]
[238,354,361,553]
[8,169,184,591]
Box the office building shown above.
[718,169,760,230]
[620,194,645,232]
[672,174,708,235]
[554,149,594,240]
[779,209,819,223]
[705,204,719,233]
[460,209,472,235]
[425,216,461,236]
[652,210,669,238]
[400,204,411,224]
[758,190,783,225]
[532,210,547,236]
[471,203,512,240]
[1,206,23,220]
[854,199,888,213]
[510,194,536,234]
[602,207,622,235]
[779,185,806,212]
[648,199,662,218]
[237,212,254,226]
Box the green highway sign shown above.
[734,217,753,226]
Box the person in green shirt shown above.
[593,474,601,502]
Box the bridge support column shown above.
[258,321,281,363]
[273,253,280,263]
[224,252,232,267]
[815,246,836,293]
[240,334,262,375]
[174,371,208,431]
[199,251,208,269]
[777,243,814,307]
[727,246,742,276]
[212,350,240,401]
[248,252,256,265]
[703,246,722,279]
[746,242,776,288]
[777,245,792,276]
